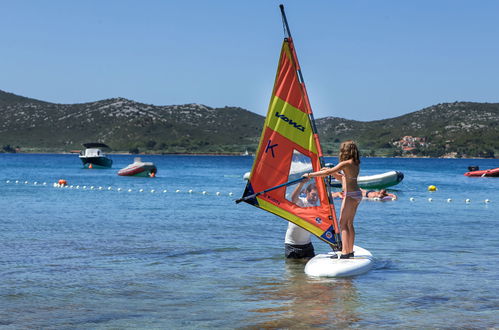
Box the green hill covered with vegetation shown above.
[1,90,497,157]
[317,102,499,158]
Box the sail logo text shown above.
[275,112,305,132]
[263,193,280,205]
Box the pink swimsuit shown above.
[343,190,362,201]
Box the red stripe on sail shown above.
[273,42,307,113]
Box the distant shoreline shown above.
[1,151,496,159]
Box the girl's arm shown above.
[331,172,343,181]
[304,161,346,178]
[319,167,343,181]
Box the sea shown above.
[0,154,498,329]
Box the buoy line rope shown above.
[4,179,235,198]
[409,197,491,204]
[3,180,494,204]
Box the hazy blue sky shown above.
[2,1,498,120]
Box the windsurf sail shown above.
[238,5,341,250]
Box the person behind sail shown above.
[284,180,318,259]
[303,140,361,259]
[291,180,319,207]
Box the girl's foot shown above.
[339,252,355,259]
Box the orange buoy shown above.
[89,164,93,169]
[149,171,156,178]
[58,179,67,186]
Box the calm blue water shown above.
[1,154,498,328]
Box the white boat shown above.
[79,143,113,168]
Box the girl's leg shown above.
[339,197,361,254]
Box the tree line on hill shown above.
[0,90,497,158]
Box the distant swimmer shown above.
[362,189,397,200]
[331,189,397,200]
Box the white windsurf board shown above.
[304,245,374,277]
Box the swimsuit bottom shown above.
[343,190,363,201]
[365,190,375,197]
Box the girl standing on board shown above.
[303,140,361,259]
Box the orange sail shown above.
[239,14,341,249]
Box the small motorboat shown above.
[79,143,113,168]
[464,166,499,177]
[118,157,157,177]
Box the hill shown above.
[0,90,263,154]
[0,90,498,157]
[316,102,499,157]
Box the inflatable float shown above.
[243,170,404,189]
[464,167,499,177]
[331,170,404,189]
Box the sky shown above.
[2,0,499,121]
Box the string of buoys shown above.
[3,180,492,204]
[3,179,236,198]
[408,197,491,204]
[414,184,491,204]
[5,180,48,186]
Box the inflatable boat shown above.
[331,170,404,189]
[464,167,499,177]
[118,158,157,177]
[243,170,404,189]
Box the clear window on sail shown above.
[285,150,320,207]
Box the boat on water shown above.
[244,169,404,189]
[118,157,157,177]
[330,170,404,189]
[79,143,113,168]
[236,5,373,277]
[464,166,499,177]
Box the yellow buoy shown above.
[428,185,437,191]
